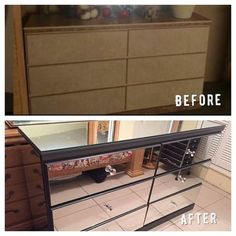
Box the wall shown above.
[5,6,14,93]
[195,5,231,82]
[180,120,231,193]
[5,5,38,94]
[118,121,171,141]
[5,5,230,94]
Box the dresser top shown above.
[24,12,211,33]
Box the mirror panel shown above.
[18,120,223,152]
[53,179,153,231]
[144,185,201,227]
[48,148,154,206]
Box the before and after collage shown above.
[3,1,233,234]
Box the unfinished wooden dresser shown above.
[5,124,48,230]
[24,12,210,114]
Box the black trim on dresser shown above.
[19,125,225,163]
[17,124,225,231]
[136,203,195,231]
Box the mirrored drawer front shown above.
[126,78,203,110]
[49,161,153,206]
[53,181,152,231]
[129,27,209,57]
[92,207,148,231]
[128,54,206,85]
[130,171,202,204]
[28,60,126,96]
[26,31,127,65]
[5,199,32,227]
[144,185,201,226]
[30,88,125,114]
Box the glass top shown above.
[17,120,223,153]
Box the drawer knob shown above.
[33,168,41,176]
[5,209,19,214]
[36,184,44,191]
[104,203,112,211]
[6,190,14,201]
[38,201,46,207]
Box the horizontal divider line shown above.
[136,203,194,231]
[149,182,202,205]
[27,51,207,68]
[29,77,204,99]
[82,183,202,231]
[166,143,186,153]
[82,204,147,231]
[161,147,184,159]
[50,159,210,211]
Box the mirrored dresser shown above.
[12,121,224,231]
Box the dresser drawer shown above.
[5,146,23,168]
[29,195,47,218]
[30,87,125,114]
[5,199,32,227]
[129,27,209,57]
[33,216,48,230]
[28,60,126,96]
[126,78,203,110]
[24,163,42,183]
[26,31,127,65]
[5,183,28,203]
[21,145,40,165]
[26,179,44,198]
[5,166,25,186]
[128,54,206,85]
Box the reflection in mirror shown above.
[18,120,223,153]
[97,121,115,144]
[52,179,153,231]
[48,148,155,206]
[144,185,201,227]
[19,121,88,151]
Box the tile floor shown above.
[51,169,231,231]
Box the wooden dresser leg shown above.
[126,149,144,177]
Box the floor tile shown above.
[94,187,133,204]
[162,223,182,231]
[54,205,109,231]
[151,194,192,215]
[50,179,88,205]
[53,199,97,220]
[129,179,153,192]
[79,175,123,195]
[116,207,147,231]
[204,197,231,230]
[116,206,161,231]
[191,185,225,208]
[170,204,201,224]
[115,168,154,185]
[174,207,231,231]
[203,181,231,198]
[149,221,173,231]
